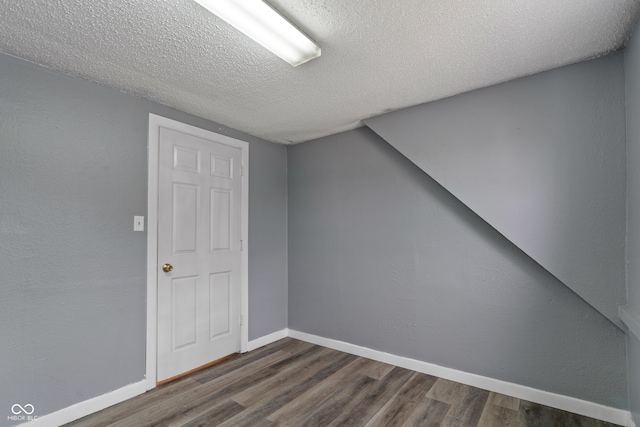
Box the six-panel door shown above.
[156,126,242,382]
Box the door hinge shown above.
[241,166,244,177]
[240,239,243,251]
[240,314,243,326]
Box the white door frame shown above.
[145,113,249,390]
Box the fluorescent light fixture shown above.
[194,0,321,66]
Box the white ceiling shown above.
[1,0,638,144]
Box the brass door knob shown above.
[162,263,173,273]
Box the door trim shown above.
[145,113,249,390]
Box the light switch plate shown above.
[134,216,145,231]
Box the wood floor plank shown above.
[192,338,306,385]
[440,384,490,427]
[317,356,394,382]
[266,354,370,425]
[316,355,383,382]
[297,375,379,427]
[176,399,245,427]
[261,344,324,372]
[486,391,520,411]
[217,352,359,427]
[520,400,622,427]
[364,372,439,427]
[250,354,356,417]
[232,346,337,406]
[552,409,573,427]
[519,400,555,427]
[357,358,395,380]
[325,366,416,427]
[279,339,316,354]
[403,396,451,427]
[476,402,519,427]
[426,378,467,405]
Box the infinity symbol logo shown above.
[11,404,34,415]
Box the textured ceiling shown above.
[0,0,639,144]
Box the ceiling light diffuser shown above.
[194,0,321,67]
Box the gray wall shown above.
[248,140,288,339]
[288,129,626,408]
[625,21,640,424]
[0,53,287,425]
[365,54,627,329]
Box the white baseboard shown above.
[288,329,631,426]
[246,328,289,352]
[20,380,146,427]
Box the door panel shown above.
[171,275,198,350]
[157,126,242,382]
[172,183,199,253]
[209,272,231,338]
[210,189,231,252]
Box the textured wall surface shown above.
[628,335,640,424]
[0,53,287,425]
[248,141,288,340]
[288,128,627,409]
[625,21,640,424]
[365,53,626,328]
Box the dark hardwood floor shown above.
[66,338,621,427]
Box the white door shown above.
[156,126,242,382]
